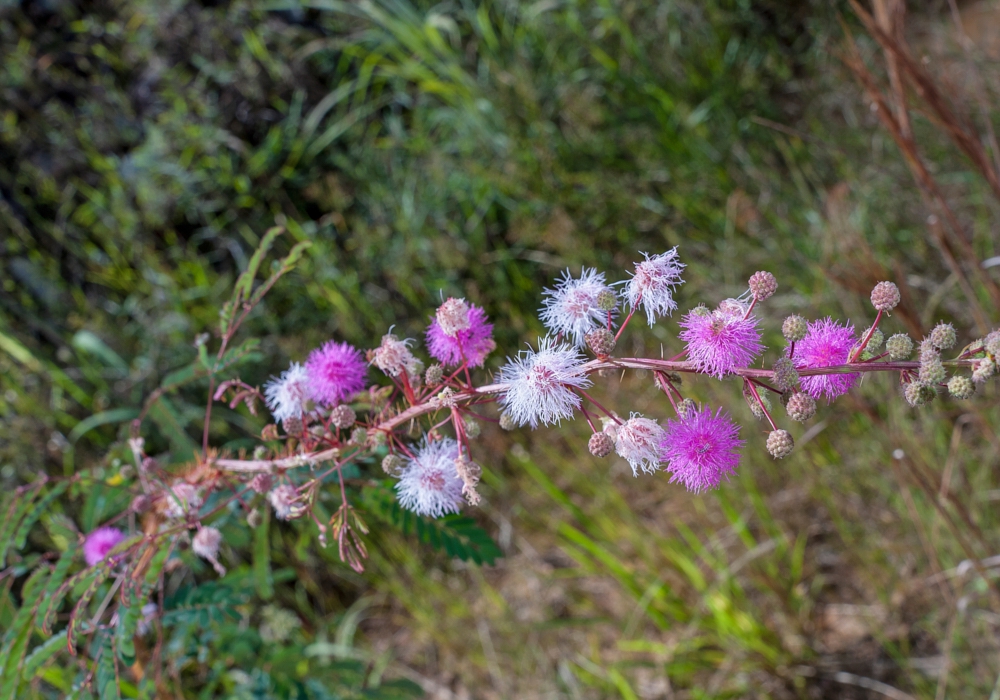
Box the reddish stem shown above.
[851,309,884,363]
[745,379,778,431]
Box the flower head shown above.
[792,318,859,401]
[436,298,471,336]
[395,437,465,518]
[679,302,763,378]
[615,414,666,475]
[264,362,310,423]
[83,526,127,566]
[163,482,202,518]
[305,341,367,406]
[426,304,495,368]
[498,337,591,428]
[661,407,743,492]
[372,333,419,378]
[540,268,615,347]
[268,484,302,521]
[625,249,686,326]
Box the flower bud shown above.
[676,398,697,420]
[330,405,356,429]
[885,334,913,360]
[588,432,615,458]
[904,381,935,407]
[250,473,273,494]
[382,454,406,477]
[370,430,387,447]
[691,304,711,318]
[748,271,777,301]
[947,375,975,399]
[282,416,304,436]
[785,392,816,422]
[246,508,262,528]
[929,322,956,350]
[861,327,884,353]
[919,357,946,385]
[782,315,808,343]
[349,427,367,445]
[870,281,900,311]
[771,358,799,391]
[744,385,771,420]
[463,417,481,439]
[499,412,517,431]
[585,328,616,356]
[596,288,618,311]
[766,430,794,459]
[425,364,444,386]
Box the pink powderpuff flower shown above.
[540,268,615,347]
[305,340,367,406]
[372,333,419,377]
[163,482,202,518]
[268,484,302,521]
[426,304,496,368]
[615,414,667,475]
[435,298,472,337]
[498,337,592,428]
[792,318,860,402]
[624,249,686,326]
[679,302,763,378]
[395,437,465,518]
[83,526,127,566]
[661,406,744,493]
[264,362,310,423]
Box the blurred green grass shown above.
[2,0,1000,697]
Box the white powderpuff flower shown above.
[615,414,666,476]
[624,249,686,326]
[268,484,301,520]
[498,337,592,428]
[395,438,465,518]
[163,482,202,518]
[373,334,418,378]
[436,298,471,337]
[264,362,310,423]
[540,268,614,347]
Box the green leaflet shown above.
[360,482,502,566]
[0,567,50,700]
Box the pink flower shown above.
[395,437,465,518]
[426,304,496,368]
[498,337,591,428]
[372,333,419,377]
[540,268,614,347]
[615,414,666,475]
[83,526,126,566]
[305,340,367,406]
[624,249,686,326]
[792,318,859,402]
[264,362,310,423]
[679,302,763,378]
[661,407,743,493]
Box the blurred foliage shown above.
[2,0,1000,697]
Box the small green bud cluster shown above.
[766,430,794,459]
[745,386,771,420]
[870,281,900,311]
[585,328,616,356]
[596,289,618,311]
[772,358,799,391]
[782,315,808,343]
[947,376,975,400]
[885,334,913,360]
[676,398,697,420]
[786,392,817,422]
[904,381,936,407]
[748,271,778,301]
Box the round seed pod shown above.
[585,328,616,356]
[785,392,817,422]
[425,364,444,386]
[919,357,946,385]
[947,375,975,400]
[782,315,808,343]
[588,432,615,458]
[766,430,794,459]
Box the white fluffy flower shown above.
[395,438,465,518]
[163,482,202,518]
[615,413,666,476]
[268,484,302,521]
[498,337,592,428]
[264,362,310,423]
[540,267,614,347]
[624,249,686,326]
[373,334,419,378]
